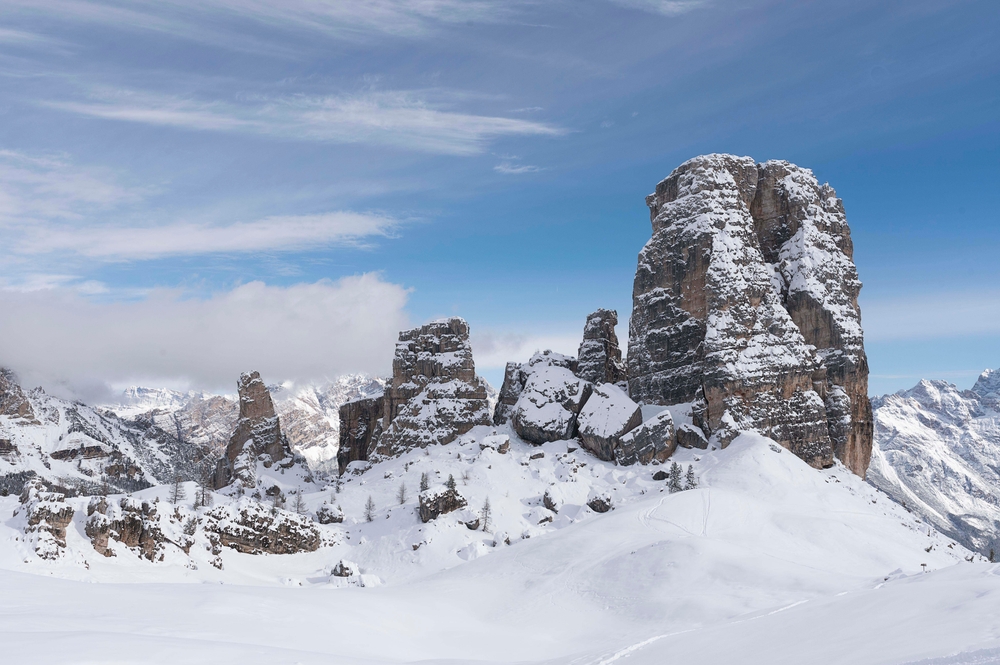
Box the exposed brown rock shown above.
[0,369,34,419]
[18,479,75,560]
[576,309,627,386]
[617,410,677,465]
[337,395,384,475]
[213,372,293,489]
[202,498,321,555]
[627,154,872,476]
[418,486,467,523]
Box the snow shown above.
[0,422,994,663]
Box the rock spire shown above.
[627,154,872,476]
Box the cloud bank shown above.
[0,274,410,400]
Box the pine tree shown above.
[684,465,697,491]
[481,496,492,533]
[364,495,376,522]
[397,482,408,505]
[446,474,457,491]
[169,476,186,504]
[667,463,683,493]
[419,472,430,492]
[293,491,306,515]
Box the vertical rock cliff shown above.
[576,309,627,386]
[213,371,293,489]
[628,154,872,476]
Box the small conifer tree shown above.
[667,462,683,493]
[481,496,492,533]
[364,495,376,522]
[293,491,307,515]
[684,465,697,491]
[446,474,457,491]
[419,472,430,492]
[397,482,408,505]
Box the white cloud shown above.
[44,88,564,156]
[4,0,529,43]
[609,0,708,16]
[16,212,399,259]
[494,162,542,174]
[471,329,581,370]
[0,150,399,262]
[863,291,1000,341]
[0,274,410,400]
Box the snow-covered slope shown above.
[869,371,1000,558]
[1,412,990,663]
[0,384,209,495]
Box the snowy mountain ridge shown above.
[869,369,1000,558]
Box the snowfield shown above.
[2,427,998,664]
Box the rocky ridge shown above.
[868,370,1000,557]
[628,154,871,476]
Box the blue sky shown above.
[0,0,997,398]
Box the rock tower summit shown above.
[627,154,872,476]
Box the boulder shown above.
[337,395,384,475]
[587,491,613,514]
[315,503,345,525]
[617,409,677,465]
[675,423,709,449]
[418,485,467,523]
[375,318,493,457]
[213,372,294,489]
[479,434,510,454]
[576,309,627,386]
[576,383,643,462]
[510,352,592,445]
[332,559,358,577]
[627,154,872,475]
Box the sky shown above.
[0,0,997,400]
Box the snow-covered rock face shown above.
[212,372,298,490]
[373,318,492,457]
[576,383,642,461]
[576,309,626,386]
[0,370,213,496]
[869,374,1000,557]
[628,154,872,476]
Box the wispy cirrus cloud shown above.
[609,0,709,15]
[43,87,565,156]
[0,149,398,263]
[494,162,542,174]
[17,212,400,260]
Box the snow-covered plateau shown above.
[1,421,997,664]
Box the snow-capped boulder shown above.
[374,318,492,457]
[213,371,296,489]
[586,490,613,513]
[627,154,872,476]
[418,485,467,523]
[617,409,676,465]
[332,559,358,577]
[509,352,592,445]
[315,502,345,524]
[337,394,384,475]
[675,422,709,449]
[576,309,627,386]
[479,433,510,454]
[576,383,642,462]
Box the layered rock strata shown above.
[576,309,627,386]
[627,154,872,476]
[373,318,492,457]
[213,372,293,489]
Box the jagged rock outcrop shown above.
[373,318,492,457]
[337,394,384,475]
[85,496,185,561]
[576,309,627,386]
[0,369,35,420]
[17,479,75,560]
[213,372,294,489]
[202,498,322,555]
[628,154,872,476]
[418,485,467,523]
[493,362,527,426]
